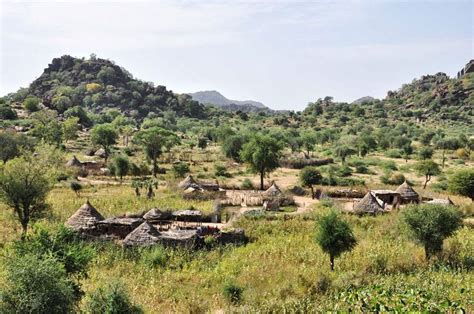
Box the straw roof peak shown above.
[66,201,104,230]
[354,192,383,215]
[123,222,161,246]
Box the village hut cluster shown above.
[353,181,454,215]
[65,201,247,248]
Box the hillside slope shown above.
[9,55,206,119]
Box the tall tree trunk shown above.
[152,158,158,177]
[260,170,265,190]
[310,185,315,199]
[423,174,431,189]
[330,255,335,271]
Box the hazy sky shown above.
[1,0,472,110]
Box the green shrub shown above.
[379,160,398,171]
[0,254,77,313]
[214,164,231,177]
[223,282,243,304]
[380,172,406,185]
[385,149,402,158]
[241,178,254,190]
[83,281,143,314]
[140,246,167,268]
[337,165,352,177]
[172,163,190,178]
[355,164,370,174]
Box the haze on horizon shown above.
[0,0,472,110]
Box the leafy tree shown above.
[300,167,323,199]
[23,96,40,112]
[240,134,283,190]
[62,117,79,143]
[334,145,356,165]
[316,211,357,271]
[417,146,434,160]
[112,155,130,182]
[30,110,64,146]
[222,134,247,162]
[414,160,441,189]
[0,152,58,237]
[133,127,179,176]
[84,281,143,314]
[448,168,474,201]
[90,123,118,164]
[0,254,76,313]
[402,204,462,260]
[300,131,317,158]
[356,134,377,157]
[401,143,413,162]
[0,131,34,163]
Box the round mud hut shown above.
[395,181,420,204]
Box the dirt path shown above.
[293,195,319,214]
[77,177,122,186]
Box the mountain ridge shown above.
[188,90,268,111]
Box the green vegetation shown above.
[316,211,357,270]
[402,204,462,260]
[0,55,473,312]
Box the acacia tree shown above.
[90,123,118,164]
[0,146,61,238]
[448,168,474,201]
[240,134,282,190]
[300,167,323,199]
[112,155,130,182]
[316,211,357,271]
[334,145,356,165]
[133,127,179,177]
[402,204,462,260]
[414,160,441,189]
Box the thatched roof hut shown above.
[66,201,104,231]
[158,229,198,247]
[66,155,82,167]
[122,222,161,246]
[354,192,384,215]
[178,175,199,189]
[143,208,164,222]
[263,182,282,197]
[395,181,419,203]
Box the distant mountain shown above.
[352,96,377,105]
[188,90,268,111]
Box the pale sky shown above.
[1,0,472,110]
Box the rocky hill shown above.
[6,55,206,119]
[188,90,269,112]
[385,72,473,123]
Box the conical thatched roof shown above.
[122,222,161,246]
[354,192,383,215]
[66,201,104,230]
[263,182,282,197]
[66,155,82,167]
[178,175,199,189]
[143,208,163,222]
[395,181,419,201]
